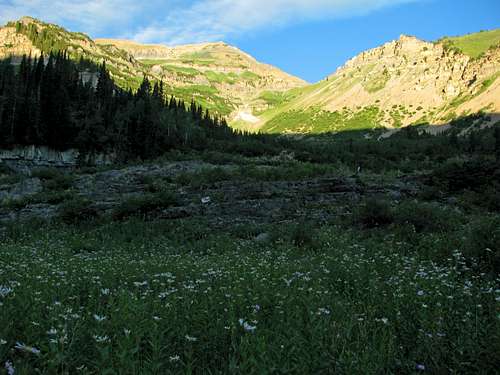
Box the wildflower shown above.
[0,339,7,345]
[201,197,211,204]
[239,319,257,333]
[100,288,110,295]
[93,314,107,322]
[124,329,131,336]
[185,335,197,342]
[5,361,14,375]
[169,355,180,362]
[14,342,41,355]
[93,335,110,343]
[416,363,426,371]
[153,316,161,321]
[0,286,12,298]
[417,290,425,296]
[47,328,58,336]
[317,308,331,316]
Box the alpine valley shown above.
[2,16,499,134]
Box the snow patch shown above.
[234,111,259,124]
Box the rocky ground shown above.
[0,160,419,229]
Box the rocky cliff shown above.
[258,33,500,133]
[0,146,114,174]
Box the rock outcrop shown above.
[0,146,114,174]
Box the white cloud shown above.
[132,0,422,45]
[0,0,140,34]
[0,0,422,43]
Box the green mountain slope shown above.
[0,17,149,89]
[96,39,306,118]
[439,29,500,58]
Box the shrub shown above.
[464,217,500,273]
[291,221,317,248]
[32,168,73,190]
[393,201,456,233]
[353,198,394,228]
[429,158,499,193]
[0,196,32,210]
[112,191,178,221]
[59,198,98,224]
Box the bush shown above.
[112,191,178,221]
[353,198,394,228]
[429,158,499,193]
[59,198,98,224]
[464,217,500,273]
[32,168,73,190]
[291,221,317,248]
[393,201,457,233]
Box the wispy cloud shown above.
[132,0,422,45]
[0,0,140,34]
[0,0,421,44]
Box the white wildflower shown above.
[14,342,41,355]
[0,286,12,298]
[5,361,14,375]
[169,355,180,362]
[93,335,110,343]
[100,288,110,296]
[239,319,257,333]
[0,339,7,345]
[317,308,331,315]
[185,335,197,342]
[93,314,107,322]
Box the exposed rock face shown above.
[0,146,114,174]
[320,35,500,123]
[258,34,500,131]
[0,26,41,59]
[0,17,148,87]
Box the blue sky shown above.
[0,0,499,82]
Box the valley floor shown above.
[0,149,499,374]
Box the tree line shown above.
[0,52,238,160]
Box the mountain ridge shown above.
[1,16,499,134]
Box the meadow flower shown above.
[239,319,257,333]
[169,355,180,362]
[93,314,107,322]
[416,363,426,371]
[93,335,110,343]
[123,329,131,336]
[0,339,7,345]
[317,308,331,315]
[185,335,198,342]
[101,288,110,295]
[0,286,13,298]
[4,361,14,375]
[14,342,41,355]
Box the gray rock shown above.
[10,178,43,199]
[255,232,271,243]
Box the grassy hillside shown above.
[97,40,306,119]
[438,28,500,58]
